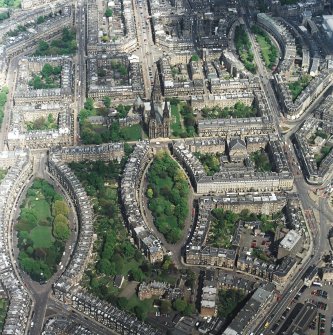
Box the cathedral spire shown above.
[163,100,169,119]
[151,70,162,103]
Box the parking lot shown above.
[299,283,333,335]
[267,281,333,335]
[294,283,333,335]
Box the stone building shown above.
[0,150,33,335]
[144,73,170,139]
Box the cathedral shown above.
[144,72,171,139]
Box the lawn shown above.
[288,75,312,101]
[30,226,54,248]
[235,25,256,74]
[250,149,272,172]
[171,103,183,136]
[16,179,70,281]
[0,0,20,8]
[0,169,7,183]
[253,25,277,70]
[28,199,50,222]
[0,298,8,332]
[120,124,142,141]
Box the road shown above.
[240,7,333,334]
[132,0,163,98]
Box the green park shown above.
[201,101,256,119]
[34,28,77,56]
[28,63,62,90]
[146,152,190,244]
[0,169,7,183]
[16,179,70,281]
[252,25,278,69]
[288,74,312,101]
[0,0,20,7]
[250,149,273,172]
[0,86,9,128]
[169,98,196,138]
[208,208,281,248]
[79,98,142,143]
[194,152,221,175]
[69,158,189,320]
[0,298,8,333]
[26,113,57,131]
[217,288,247,320]
[235,25,256,74]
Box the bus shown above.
[312,281,323,287]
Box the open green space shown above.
[201,101,256,119]
[315,145,333,167]
[0,11,9,21]
[194,152,221,176]
[0,169,7,183]
[147,152,190,243]
[70,158,183,320]
[0,0,20,8]
[28,63,62,90]
[288,75,312,101]
[250,149,272,172]
[171,103,183,136]
[30,226,54,249]
[34,28,77,56]
[208,208,281,248]
[16,179,70,281]
[0,86,8,128]
[251,248,271,262]
[169,98,196,137]
[217,289,247,319]
[79,99,142,143]
[26,113,57,131]
[252,25,277,70]
[235,25,256,74]
[0,298,8,333]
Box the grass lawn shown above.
[126,294,155,313]
[30,226,54,248]
[120,124,142,141]
[256,35,272,66]
[28,199,50,222]
[0,0,20,8]
[171,104,183,136]
[0,169,7,183]
[0,298,8,331]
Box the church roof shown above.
[229,138,246,151]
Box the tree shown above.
[41,63,53,77]
[105,8,113,17]
[122,241,135,258]
[37,15,45,24]
[97,258,114,275]
[52,200,69,217]
[101,35,110,42]
[134,304,148,320]
[191,54,199,62]
[84,98,94,111]
[53,214,70,241]
[129,268,144,281]
[172,299,187,313]
[160,300,172,314]
[103,96,111,108]
[147,188,153,199]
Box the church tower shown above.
[147,70,170,139]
